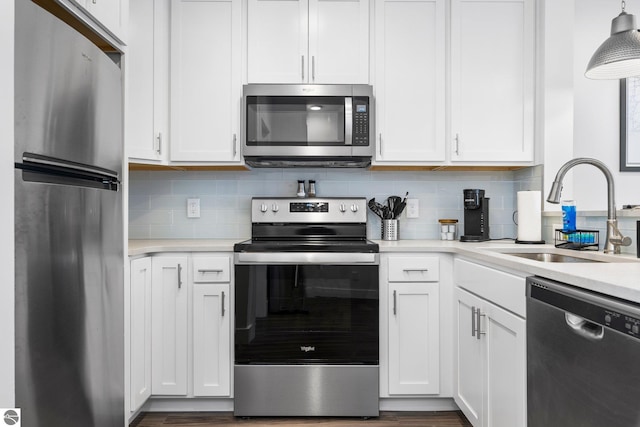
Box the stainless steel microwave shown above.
[242,84,374,168]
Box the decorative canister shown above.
[438,219,458,240]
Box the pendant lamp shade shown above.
[586,10,640,79]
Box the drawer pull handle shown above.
[403,268,429,272]
[198,269,224,274]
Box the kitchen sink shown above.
[506,252,603,263]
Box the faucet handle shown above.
[606,219,632,253]
[610,236,632,246]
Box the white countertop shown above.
[129,238,640,303]
[129,239,240,256]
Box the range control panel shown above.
[290,202,329,213]
[252,197,367,224]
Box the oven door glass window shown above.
[246,96,346,146]
[235,264,378,364]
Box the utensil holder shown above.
[382,219,399,241]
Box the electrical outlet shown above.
[187,198,200,218]
[406,198,419,218]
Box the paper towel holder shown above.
[512,210,546,244]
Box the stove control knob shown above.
[272,203,279,213]
[339,204,347,213]
[351,204,359,213]
[260,203,268,213]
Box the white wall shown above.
[541,0,575,211]
[1,0,15,408]
[572,0,640,210]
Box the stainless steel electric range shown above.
[233,197,380,417]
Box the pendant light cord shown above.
[622,1,626,12]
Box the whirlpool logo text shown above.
[300,346,315,352]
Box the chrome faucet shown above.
[547,157,631,254]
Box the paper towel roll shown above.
[517,191,542,242]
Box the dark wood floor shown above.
[130,411,472,426]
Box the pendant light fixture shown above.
[585,1,640,79]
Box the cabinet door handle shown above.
[155,132,162,155]
[379,133,383,156]
[177,263,182,289]
[312,56,315,82]
[454,133,460,156]
[301,55,305,81]
[232,133,237,157]
[475,307,486,340]
[221,291,226,317]
[393,290,397,315]
[471,306,476,338]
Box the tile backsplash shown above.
[129,166,543,241]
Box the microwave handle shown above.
[345,97,353,145]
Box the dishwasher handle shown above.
[565,312,605,341]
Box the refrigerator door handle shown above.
[17,152,120,190]
[21,153,120,181]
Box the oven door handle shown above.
[234,252,379,265]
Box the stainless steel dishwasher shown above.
[527,276,640,427]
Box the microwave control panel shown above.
[352,96,369,146]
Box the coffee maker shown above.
[460,189,490,242]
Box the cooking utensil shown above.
[395,192,408,217]
[387,196,402,217]
[368,198,385,219]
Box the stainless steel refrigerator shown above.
[14,0,124,425]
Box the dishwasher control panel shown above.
[528,277,640,341]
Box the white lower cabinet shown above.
[388,282,440,395]
[151,255,189,395]
[454,259,526,427]
[130,257,152,412]
[192,255,232,397]
[383,255,441,396]
[140,253,232,401]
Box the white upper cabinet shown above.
[82,0,127,41]
[308,0,369,83]
[450,0,535,163]
[374,0,446,163]
[247,0,308,83]
[67,0,127,44]
[247,0,369,84]
[126,0,170,162]
[170,0,242,163]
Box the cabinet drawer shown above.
[192,256,230,283]
[388,256,439,282]
[454,258,525,317]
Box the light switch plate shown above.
[187,198,200,218]
[406,198,419,218]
